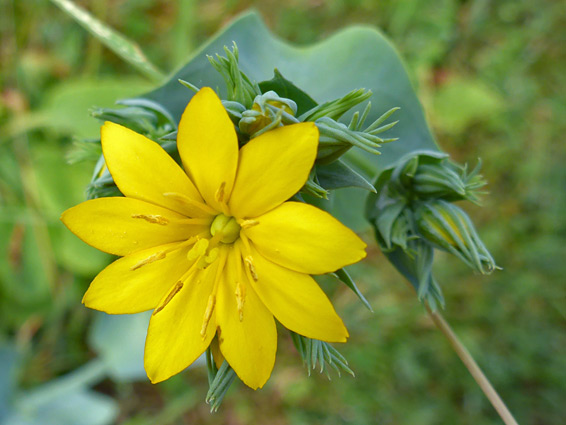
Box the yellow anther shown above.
[235,281,246,322]
[131,214,169,225]
[162,192,216,215]
[130,251,166,271]
[187,238,209,261]
[215,182,226,203]
[200,294,216,338]
[244,256,258,281]
[153,281,183,315]
[239,219,259,229]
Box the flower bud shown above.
[412,163,467,199]
[238,91,297,136]
[414,200,497,274]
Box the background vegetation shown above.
[1,0,564,424]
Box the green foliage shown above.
[50,0,164,81]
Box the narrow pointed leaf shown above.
[50,0,164,81]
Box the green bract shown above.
[366,150,497,308]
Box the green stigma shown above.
[210,214,241,244]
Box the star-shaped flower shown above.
[62,88,366,389]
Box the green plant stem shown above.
[425,304,519,425]
[50,0,164,81]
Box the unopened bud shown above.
[415,200,497,274]
[239,91,297,136]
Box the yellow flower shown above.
[61,88,367,389]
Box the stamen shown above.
[215,182,226,203]
[235,281,246,322]
[244,256,258,281]
[187,238,209,261]
[131,214,169,225]
[199,248,228,338]
[200,294,216,337]
[163,192,217,215]
[239,231,253,256]
[130,251,166,271]
[153,281,183,315]
[239,219,259,229]
[132,234,206,272]
[153,251,205,316]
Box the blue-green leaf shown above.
[128,11,439,231]
[258,69,318,115]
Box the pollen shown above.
[200,294,216,338]
[239,219,259,229]
[153,281,183,315]
[131,214,169,225]
[235,281,246,322]
[130,251,166,271]
[244,256,258,281]
[215,181,226,203]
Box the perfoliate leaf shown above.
[259,69,317,116]
[126,11,439,231]
[316,160,376,192]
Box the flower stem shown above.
[425,304,519,425]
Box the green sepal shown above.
[290,332,355,379]
[205,351,237,413]
[116,97,177,130]
[66,138,102,164]
[258,69,317,116]
[90,106,157,133]
[302,169,330,199]
[299,88,372,122]
[378,245,445,310]
[332,268,373,312]
[207,42,261,108]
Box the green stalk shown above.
[425,304,519,425]
[50,0,164,81]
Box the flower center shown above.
[210,213,241,244]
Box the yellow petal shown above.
[83,242,191,314]
[229,123,318,218]
[177,87,238,211]
[245,202,366,274]
[101,122,207,217]
[61,197,209,256]
[216,248,276,389]
[209,336,224,370]
[244,242,348,343]
[144,259,219,383]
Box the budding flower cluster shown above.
[366,150,497,308]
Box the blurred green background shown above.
[1,0,565,424]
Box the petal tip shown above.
[59,209,70,225]
[144,363,168,385]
